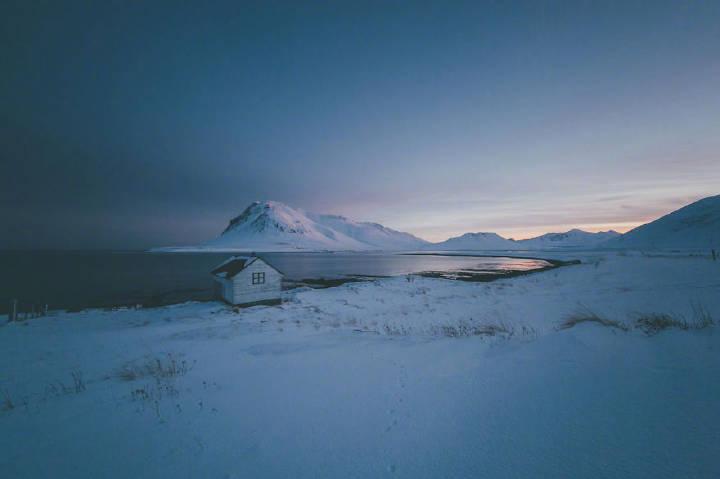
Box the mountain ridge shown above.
[154,195,719,252]
[430,228,621,251]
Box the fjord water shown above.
[0,251,549,314]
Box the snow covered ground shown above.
[1,252,719,478]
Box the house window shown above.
[252,272,265,285]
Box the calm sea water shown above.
[0,251,550,314]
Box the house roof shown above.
[211,256,257,278]
[211,255,284,279]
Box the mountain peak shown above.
[222,200,309,235]
[433,231,517,250]
[210,200,429,251]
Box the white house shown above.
[211,256,284,306]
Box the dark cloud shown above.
[2,1,719,248]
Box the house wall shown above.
[213,277,234,303]
[229,259,282,305]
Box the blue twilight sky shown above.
[1,0,719,248]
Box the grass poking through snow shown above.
[558,306,629,331]
[633,313,689,335]
[2,390,14,411]
[116,353,194,382]
[633,303,714,336]
[559,303,714,335]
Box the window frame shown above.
[252,271,266,285]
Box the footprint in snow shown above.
[384,419,398,433]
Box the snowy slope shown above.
[430,232,520,250]
[202,201,429,252]
[604,195,720,250]
[310,214,429,250]
[518,229,620,249]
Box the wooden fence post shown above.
[8,299,18,322]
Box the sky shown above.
[2,0,719,249]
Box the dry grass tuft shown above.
[117,353,193,382]
[71,370,86,393]
[2,390,14,411]
[633,303,714,336]
[633,313,688,335]
[382,323,412,336]
[691,302,714,329]
[558,306,629,331]
[379,318,528,339]
[431,320,520,338]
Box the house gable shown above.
[212,256,283,305]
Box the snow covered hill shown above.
[310,213,429,251]
[604,195,720,250]
[519,229,620,249]
[430,232,520,250]
[201,201,429,252]
[429,229,620,251]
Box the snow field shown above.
[1,252,719,478]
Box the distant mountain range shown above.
[431,228,621,251]
[154,195,719,252]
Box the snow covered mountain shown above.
[430,232,520,250]
[603,195,720,250]
[518,229,620,249]
[202,201,430,251]
[309,213,428,251]
[429,229,620,251]
[157,196,720,253]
